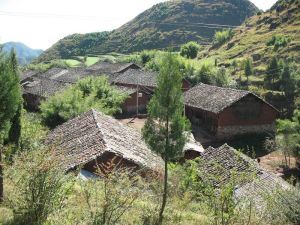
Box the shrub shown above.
[266,35,292,50]
[40,76,128,128]
[5,148,74,225]
[214,29,234,46]
[180,42,201,59]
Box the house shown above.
[184,83,279,140]
[113,69,191,115]
[22,77,70,111]
[45,109,164,176]
[196,144,291,206]
[116,86,151,116]
[113,69,191,92]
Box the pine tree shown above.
[244,58,253,87]
[265,57,281,90]
[142,53,189,224]
[280,63,297,117]
[0,49,22,202]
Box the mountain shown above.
[200,0,300,69]
[2,42,43,65]
[37,0,258,62]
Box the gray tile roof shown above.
[184,83,250,114]
[197,144,292,206]
[22,77,70,98]
[45,109,164,173]
[113,69,158,88]
[87,62,141,74]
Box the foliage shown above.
[214,29,234,46]
[193,64,234,87]
[4,148,74,225]
[0,50,22,142]
[266,35,292,50]
[40,76,128,128]
[279,62,299,117]
[244,58,253,85]
[37,32,110,62]
[81,158,145,225]
[180,42,201,59]
[143,53,189,224]
[276,110,300,167]
[25,60,68,72]
[264,57,283,90]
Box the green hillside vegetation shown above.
[36,0,258,62]
[199,0,300,72]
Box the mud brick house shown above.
[113,69,191,92]
[45,109,163,176]
[22,77,70,111]
[113,69,191,115]
[184,83,279,140]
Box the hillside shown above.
[199,0,300,70]
[2,42,43,65]
[37,0,258,62]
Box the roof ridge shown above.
[198,83,249,94]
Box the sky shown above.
[0,0,278,50]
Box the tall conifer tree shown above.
[142,53,189,224]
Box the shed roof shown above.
[113,69,157,88]
[45,109,163,172]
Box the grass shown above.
[64,59,81,67]
[0,207,13,224]
[84,57,100,66]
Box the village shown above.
[1,0,300,224]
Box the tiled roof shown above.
[199,144,259,187]
[20,70,40,82]
[197,144,291,206]
[184,83,250,114]
[22,77,70,98]
[113,69,158,88]
[115,86,137,95]
[87,62,140,74]
[45,109,164,172]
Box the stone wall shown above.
[216,123,276,140]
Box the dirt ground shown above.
[119,117,146,131]
[259,151,300,182]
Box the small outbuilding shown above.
[184,83,279,140]
[45,109,164,176]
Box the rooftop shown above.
[113,69,158,88]
[45,109,164,173]
[184,83,251,114]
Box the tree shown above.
[0,49,22,202]
[276,110,300,167]
[280,63,298,117]
[265,57,281,90]
[142,53,189,224]
[40,76,128,128]
[180,41,201,59]
[244,58,253,86]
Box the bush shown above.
[180,42,201,59]
[214,29,234,46]
[266,35,292,50]
[40,76,128,128]
[5,148,74,225]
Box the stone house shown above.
[184,83,279,140]
[45,109,164,176]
